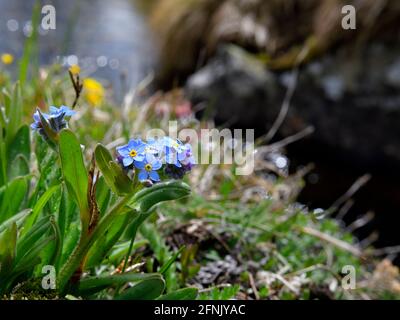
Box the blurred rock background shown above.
[147,0,400,250]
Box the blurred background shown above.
[1,0,400,259]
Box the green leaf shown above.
[36,109,58,145]
[59,129,89,230]
[0,176,28,224]
[140,222,179,292]
[160,246,185,275]
[0,140,7,186]
[48,215,62,267]
[94,144,133,195]
[58,221,80,270]
[95,176,111,216]
[23,185,60,235]
[157,287,198,300]
[7,125,30,179]
[85,209,137,269]
[0,94,8,128]
[57,183,77,242]
[14,236,54,275]
[130,181,191,213]
[0,209,31,234]
[6,84,22,147]
[78,273,161,296]
[108,239,148,265]
[0,222,17,279]
[115,277,165,300]
[57,196,132,292]
[16,216,52,265]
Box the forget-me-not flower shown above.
[116,139,146,167]
[163,137,186,167]
[135,153,162,182]
[31,105,76,139]
[180,143,196,169]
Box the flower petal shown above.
[138,170,148,182]
[122,157,133,167]
[49,106,59,114]
[116,145,130,157]
[149,171,160,182]
[134,154,145,162]
[134,160,145,170]
[152,160,162,170]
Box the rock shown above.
[152,0,400,85]
[186,45,280,128]
[185,43,400,168]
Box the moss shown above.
[2,279,59,300]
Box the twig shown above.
[328,174,371,215]
[274,273,299,294]
[336,199,354,221]
[359,231,379,249]
[300,226,363,257]
[87,155,100,234]
[262,69,298,144]
[198,284,232,293]
[258,126,315,153]
[371,245,400,257]
[285,263,342,282]
[345,211,374,233]
[69,70,83,109]
[258,44,309,145]
[248,272,260,300]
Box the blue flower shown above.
[163,137,186,167]
[49,105,76,118]
[116,139,146,167]
[30,110,49,132]
[144,138,163,156]
[180,143,196,169]
[164,144,195,179]
[135,153,162,182]
[31,105,76,138]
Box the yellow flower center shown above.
[129,149,137,158]
[145,164,152,172]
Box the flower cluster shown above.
[116,137,195,183]
[31,105,75,140]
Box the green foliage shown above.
[94,144,134,195]
[157,287,198,300]
[59,129,90,231]
[198,285,239,300]
[0,79,193,300]
[0,42,396,301]
[77,272,161,296]
[130,180,191,213]
[0,177,28,224]
[140,222,180,292]
[115,277,165,300]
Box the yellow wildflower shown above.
[69,64,80,75]
[83,78,105,106]
[1,53,14,65]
